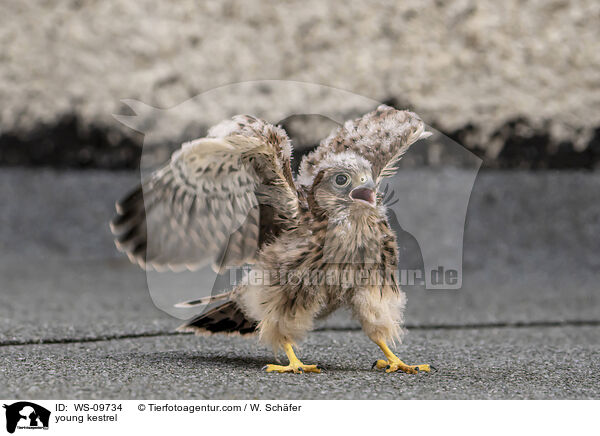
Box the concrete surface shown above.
[0,168,599,398]
[2,1,600,156]
[1,328,598,399]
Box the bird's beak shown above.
[350,181,377,207]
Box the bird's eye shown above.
[334,174,349,187]
[360,176,366,183]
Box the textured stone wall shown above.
[1,0,599,168]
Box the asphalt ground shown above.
[0,168,598,399]
[1,328,598,399]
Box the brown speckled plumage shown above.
[111,105,431,367]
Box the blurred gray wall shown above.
[1,0,599,168]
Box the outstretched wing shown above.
[298,105,432,186]
[110,116,299,273]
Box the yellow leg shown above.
[264,343,322,374]
[372,339,434,374]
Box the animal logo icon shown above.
[3,402,50,434]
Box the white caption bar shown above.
[0,400,595,436]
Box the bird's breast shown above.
[319,215,387,265]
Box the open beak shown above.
[350,181,377,207]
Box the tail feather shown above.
[178,301,257,335]
[174,291,232,308]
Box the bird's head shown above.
[299,105,431,221]
[308,151,378,219]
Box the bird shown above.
[110,104,432,374]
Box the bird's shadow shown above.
[120,350,367,373]
[123,350,268,369]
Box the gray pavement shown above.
[1,328,598,399]
[0,168,599,399]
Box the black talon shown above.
[297,367,303,373]
[371,361,378,369]
[430,365,438,372]
[262,365,268,370]
[317,365,325,371]
[385,365,391,370]
[414,367,420,373]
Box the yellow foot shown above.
[264,363,322,374]
[372,359,435,374]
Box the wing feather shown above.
[111,117,299,272]
[298,105,431,186]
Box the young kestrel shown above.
[111,105,432,373]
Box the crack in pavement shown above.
[1,319,599,348]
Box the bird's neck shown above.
[308,206,387,264]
